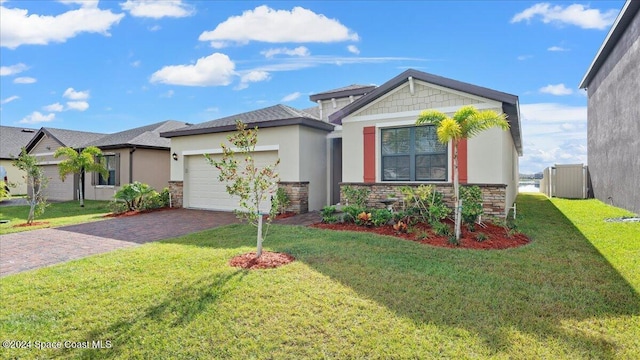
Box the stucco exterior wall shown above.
[586,8,640,214]
[0,160,28,195]
[320,97,354,121]
[84,149,129,201]
[299,126,328,210]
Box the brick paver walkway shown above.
[0,208,321,277]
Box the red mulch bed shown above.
[104,206,177,218]
[229,251,295,269]
[310,220,530,250]
[13,221,50,228]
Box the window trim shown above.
[93,153,120,187]
[379,125,449,182]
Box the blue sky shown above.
[0,0,625,174]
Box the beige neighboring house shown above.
[25,121,187,201]
[0,126,38,194]
[163,69,522,216]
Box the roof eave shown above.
[161,118,334,138]
[579,0,639,89]
[309,86,377,102]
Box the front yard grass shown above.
[0,200,111,234]
[0,193,638,358]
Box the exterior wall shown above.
[586,8,640,214]
[318,95,366,121]
[29,134,70,200]
[340,183,508,217]
[298,126,328,211]
[355,81,483,117]
[84,149,128,201]
[279,182,309,213]
[0,159,28,195]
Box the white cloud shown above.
[511,3,618,30]
[519,103,588,173]
[160,90,174,98]
[43,102,64,112]
[19,111,55,124]
[281,92,301,102]
[347,45,360,55]
[199,5,359,48]
[235,70,270,90]
[539,83,573,95]
[1,95,20,104]
[63,87,90,100]
[13,76,36,84]
[66,101,89,111]
[148,25,161,31]
[0,63,28,76]
[58,1,99,8]
[120,0,195,19]
[205,107,219,112]
[548,46,568,51]
[517,55,533,61]
[150,53,236,87]
[261,46,310,58]
[0,3,124,49]
[131,60,141,67]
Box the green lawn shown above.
[0,194,638,359]
[0,200,111,234]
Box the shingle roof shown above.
[25,127,107,152]
[309,84,376,102]
[301,106,321,120]
[85,120,187,149]
[328,69,523,155]
[161,104,333,138]
[0,126,38,159]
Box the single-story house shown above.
[0,126,38,194]
[162,69,522,217]
[25,120,187,201]
[579,0,640,214]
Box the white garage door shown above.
[186,152,278,212]
[41,165,75,201]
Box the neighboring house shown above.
[25,120,187,201]
[579,0,640,214]
[81,120,187,201]
[25,127,106,201]
[0,126,38,194]
[163,69,522,216]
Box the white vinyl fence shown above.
[540,164,589,199]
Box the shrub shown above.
[356,211,372,226]
[342,186,370,208]
[460,185,484,231]
[321,205,338,223]
[432,221,452,236]
[272,187,291,215]
[448,235,460,246]
[370,208,393,227]
[114,182,155,211]
[400,185,451,226]
[475,232,488,242]
[393,220,408,233]
[342,205,365,223]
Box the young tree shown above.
[205,120,280,258]
[54,146,108,207]
[416,105,509,241]
[12,148,49,224]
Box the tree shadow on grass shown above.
[68,269,246,359]
[163,197,640,357]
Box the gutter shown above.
[129,146,136,183]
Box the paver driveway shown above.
[0,209,239,277]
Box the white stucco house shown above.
[162,69,522,216]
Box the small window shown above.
[98,155,117,186]
[381,126,448,181]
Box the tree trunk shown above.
[256,214,263,258]
[79,170,84,207]
[453,139,461,241]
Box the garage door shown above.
[186,152,278,212]
[41,165,75,201]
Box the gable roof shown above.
[84,120,187,149]
[25,127,107,153]
[309,84,377,102]
[579,0,640,89]
[0,126,38,159]
[161,104,334,138]
[328,69,522,155]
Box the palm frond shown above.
[436,118,462,143]
[416,110,447,126]
[464,110,509,138]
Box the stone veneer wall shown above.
[278,181,309,214]
[168,181,183,208]
[340,182,508,217]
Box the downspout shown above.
[129,146,136,183]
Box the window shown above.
[98,154,117,186]
[381,126,447,181]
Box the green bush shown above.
[342,205,365,223]
[475,232,488,242]
[460,185,484,231]
[321,205,338,223]
[272,187,291,215]
[400,185,451,226]
[342,186,370,208]
[114,182,157,211]
[432,221,452,236]
[370,208,393,227]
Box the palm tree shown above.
[54,146,109,207]
[416,105,509,241]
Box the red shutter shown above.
[363,126,376,183]
[458,138,468,184]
